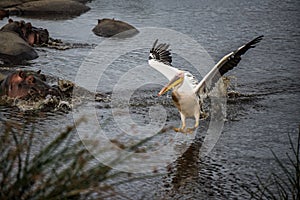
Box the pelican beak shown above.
[158,75,183,96]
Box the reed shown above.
[242,126,300,200]
[0,120,163,199]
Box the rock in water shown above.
[0,9,9,20]
[15,0,90,19]
[0,1,22,8]
[92,18,139,38]
[0,31,38,64]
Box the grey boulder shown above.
[92,18,139,38]
[0,31,38,64]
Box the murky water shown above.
[1,0,300,199]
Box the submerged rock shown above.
[0,9,9,20]
[0,1,23,9]
[0,31,38,64]
[92,18,139,38]
[16,0,90,19]
[1,0,90,19]
[73,0,92,3]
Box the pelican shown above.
[148,35,263,133]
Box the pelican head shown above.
[158,71,184,96]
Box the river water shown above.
[0,0,299,199]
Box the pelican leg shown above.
[194,113,200,128]
[186,112,200,133]
[174,112,186,133]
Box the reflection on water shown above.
[0,0,300,199]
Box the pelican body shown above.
[148,36,263,133]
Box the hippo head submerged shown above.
[1,19,49,46]
[0,70,61,100]
[26,26,49,46]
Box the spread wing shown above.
[194,35,264,94]
[148,39,181,80]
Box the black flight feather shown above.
[218,35,264,76]
[150,39,172,65]
[197,35,263,94]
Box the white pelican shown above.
[148,35,263,133]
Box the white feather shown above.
[193,52,234,95]
[148,59,180,81]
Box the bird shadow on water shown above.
[160,121,224,199]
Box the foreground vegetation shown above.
[0,120,161,199]
[1,118,298,200]
[243,126,300,200]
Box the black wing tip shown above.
[150,39,170,51]
[248,35,264,47]
[220,35,264,76]
[149,39,172,65]
[151,39,159,52]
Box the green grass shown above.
[0,120,164,199]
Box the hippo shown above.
[92,18,139,38]
[23,22,49,45]
[0,70,61,99]
[1,19,49,46]
[0,19,26,40]
[30,26,49,45]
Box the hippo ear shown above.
[98,19,101,24]
[37,70,41,74]
[18,71,25,79]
